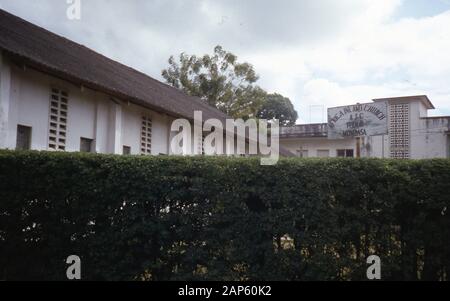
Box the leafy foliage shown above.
[257,93,298,126]
[162,46,297,121]
[162,45,263,118]
[0,151,449,281]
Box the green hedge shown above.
[0,150,449,281]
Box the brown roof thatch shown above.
[0,9,294,157]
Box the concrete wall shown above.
[361,135,389,158]
[280,99,449,159]
[385,99,449,159]
[414,117,450,158]
[121,102,171,155]
[0,56,251,157]
[2,53,448,159]
[280,137,356,158]
[0,51,11,149]
[409,100,424,159]
[0,55,174,155]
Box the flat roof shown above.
[372,95,435,110]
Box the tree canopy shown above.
[257,93,298,126]
[162,45,298,124]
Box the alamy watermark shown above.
[66,255,81,280]
[170,111,280,165]
[66,0,81,20]
[366,255,381,280]
[64,253,379,279]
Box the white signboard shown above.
[327,102,388,139]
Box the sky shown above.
[1,0,450,124]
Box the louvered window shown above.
[389,104,410,159]
[141,116,152,155]
[48,88,68,151]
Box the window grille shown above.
[48,88,68,151]
[389,104,410,159]
[141,116,152,155]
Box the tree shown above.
[162,45,266,119]
[257,93,298,126]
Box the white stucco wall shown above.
[280,98,449,159]
[280,137,356,158]
[121,103,141,155]
[2,54,448,159]
[385,99,449,159]
[0,51,12,149]
[409,100,424,159]
[94,95,111,154]
[413,118,450,158]
[361,134,389,158]
[120,103,171,155]
[66,86,97,152]
[7,65,105,152]
[151,111,171,155]
[9,64,50,150]
[0,60,174,155]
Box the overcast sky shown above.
[1,0,450,123]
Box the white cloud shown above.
[240,1,450,123]
[1,0,449,123]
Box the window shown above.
[296,150,309,158]
[48,88,68,151]
[337,149,354,158]
[346,149,354,158]
[16,125,32,150]
[317,149,330,158]
[80,138,93,153]
[389,104,410,159]
[140,116,152,155]
[123,146,131,155]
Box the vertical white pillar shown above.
[108,101,122,154]
[447,133,450,158]
[93,96,109,154]
[165,114,172,155]
[0,51,12,149]
[93,98,101,153]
